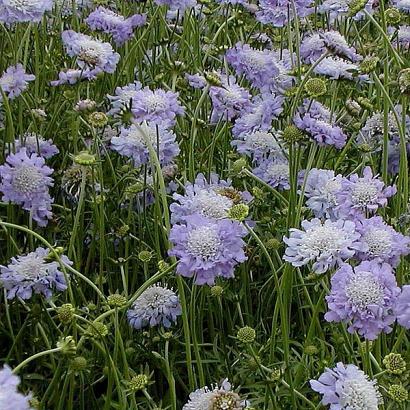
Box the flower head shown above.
[127,284,181,329]
[107,81,142,117]
[256,0,313,27]
[154,0,196,12]
[0,0,52,23]
[252,155,290,190]
[0,247,71,300]
[0,365,33,410]
[0,64,35,101]
[394,285,410,329]
[314,56,367,81]
[232,130,282,160]
[13,133,59,159]
[0,148,54,226]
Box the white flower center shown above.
[14,257,49,280]
[241,51,267,69]
[266,163,289,180]
[324,178,341,205]
[78,40,105,64]
[351,181,378,206]
[340,377,380,410]
[13,165,44,193]
[187,226,221,260]
[127,125,159,146]
[364,228,392,256]
[345,272,384,309]
[193,190,233,219]
[301,225,345,254]
[145,94,167,111]
[138,286,174,309]
[246,132,278,151]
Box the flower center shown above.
[345,272,384,309]
[13,165,44,193]
[145,94,167,111]
[210,391,241,410]
[266,163,289,180]
[78,41,104,65]
[187,226,221,260]
[193,191,233,219]
[128,126,159,146]
[351,181,378,206]
[17,257,49,280]
[301,225,343,253]
[324,178,341,205]
[242,51,267,69]
[246,132,277,151]
[341,378,380,410]
[364,228,392,256]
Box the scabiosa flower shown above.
[314,56,367,81]
[310,362,382,409]
[154,0,196,12]
[0,64,35,101]
[183,379,247,410]
[253,155,290,190]
[170,173,251,224]
[0,0,52,23]
[396,25,410,49]
[0,148,54,226]
[127,284,181,329]
[302,168,343,218]
[53,0,92,16]
[355,216,410,266]
[50,68,93,86]
[185,73,207,89]
[256,0,314,28]
[318,0,375,20]
[61,30,120,75]
[0,247,71,300]
[85,7,146,46]
[283,218,361,273]
[169,215,247,285]
[13,133,59,159]
[300,31,362,63]
[107,81,142,118]
[232,93,284,137]
[131,87,184,128]
[335,166,396,218]
[395,285,410,329]
[294,100,347,149]
[392,0,410,13]
[325,261,400,339]
[232,130,282,160]
[0,365,33,409]
[111,122,180,167]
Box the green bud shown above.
[356,97,373,111]
[210,285,224,297]
[58,304,75,325]
[86,322,109,338]
[70,356,88,372]
[231,158,248,174]
[138,250,153,263]
[265,238,281,250]
[57,336,77,356]
[383,353,406,375]
[162,331,173,340]
[88,111,108,128]
[204,71,221,87]
[228,204,249,221]
[237,326,256,344]
[304,78,327,97]
[398,68,410,94]
[359,56,379,74]
[158,260,170,272]
[304,345,318,355]
[388,384,408,402]
[107,294,127,308]
[348,0,368,16]
[384,8,401,25]
[129,374,149,391]
[282,125,304,144]
[73,151,97,166]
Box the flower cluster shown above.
[0,64,35,101]
[0,365,32,409]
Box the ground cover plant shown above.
[0,0,409,408]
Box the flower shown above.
[294,100,347,149]
[231,130,282,160]
[394,285,410,329]
[0,148,54,226]
[310,362,382,409]
[107,81,142,117]
[335,166,396,218]
[252,155,290,190]
[85,7,146,46]
[131,87,184,128]
[170,173,251,224]
[0,0,52,23]
[169,215,247,285]
[61,30,120,75]
[53,0,91,16]
[397,25,410,49]
[0,365,33,410]
[325,261,400,339]
[13,133,59,159]
[50,69,93,86]
[0,64,35,101]
[111,122,180,167]
[127,284,181,329]
[392,0,410,13]
[0,247,71,300]
[355,216,410,266]
[302,168,343,218]
[183,379,247,410]
[154,0,197,12]
[318,0,375,21]
[283,218,361,274]
[314,56,367,81]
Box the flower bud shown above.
[237,326,256,344]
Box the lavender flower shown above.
[131,87,184,128]
[310,363,382,409]
[53,0,92,16]
[0,64,35,101]
[14,133,59,159]
[253,155,290,190]
[61,30,120,75]
[111,122,180,167]
[0,148,54,226]
[127,284,181,329]
[50,69,93,86]
[392,0,410,13]
[185,73,207,89]
[85,7,146,46]
[107,81,142,117]
[0,247,71,300]
[0,0,52,23]
[0,365,33,410]
[154,0,197,12]
[335,166,396,218]
[302,168,343,218]
[256,0,313,28]
[294,100,347,149]
[355,216,410,266]
[318,0,376,21]
[395,285,410,329]
[169,215,247,285]
[397,25,410,49]
[314,56,367,81]
[325,261,400,339]
[232,130,282,160]
[283,218,361,273]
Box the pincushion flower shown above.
[111,122,180,167]
[232,130,282,160]
[283,218,361,273]
[14,133,59,159]
[355,216,410,266]
[318,0,375,21]
[397,25,410,49]
[0,148,54,226]
[252,155,290,190]
[335,166,396,218]
[85,7,146,46]
[127,284,181,329]
[0,0,52,23]
[0,64,35,101]
[392,0,410,13]
[314,56,367,81]
[0,247,71,300]
[61,30,120,75]
[0,365,33,409]
[394,285,410,329]
[325,261,400,339]
[50,69,93,86]
[154,0,197,12]
[310,362,382,409]
[107,81,142,117]
[169,215,247,285]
